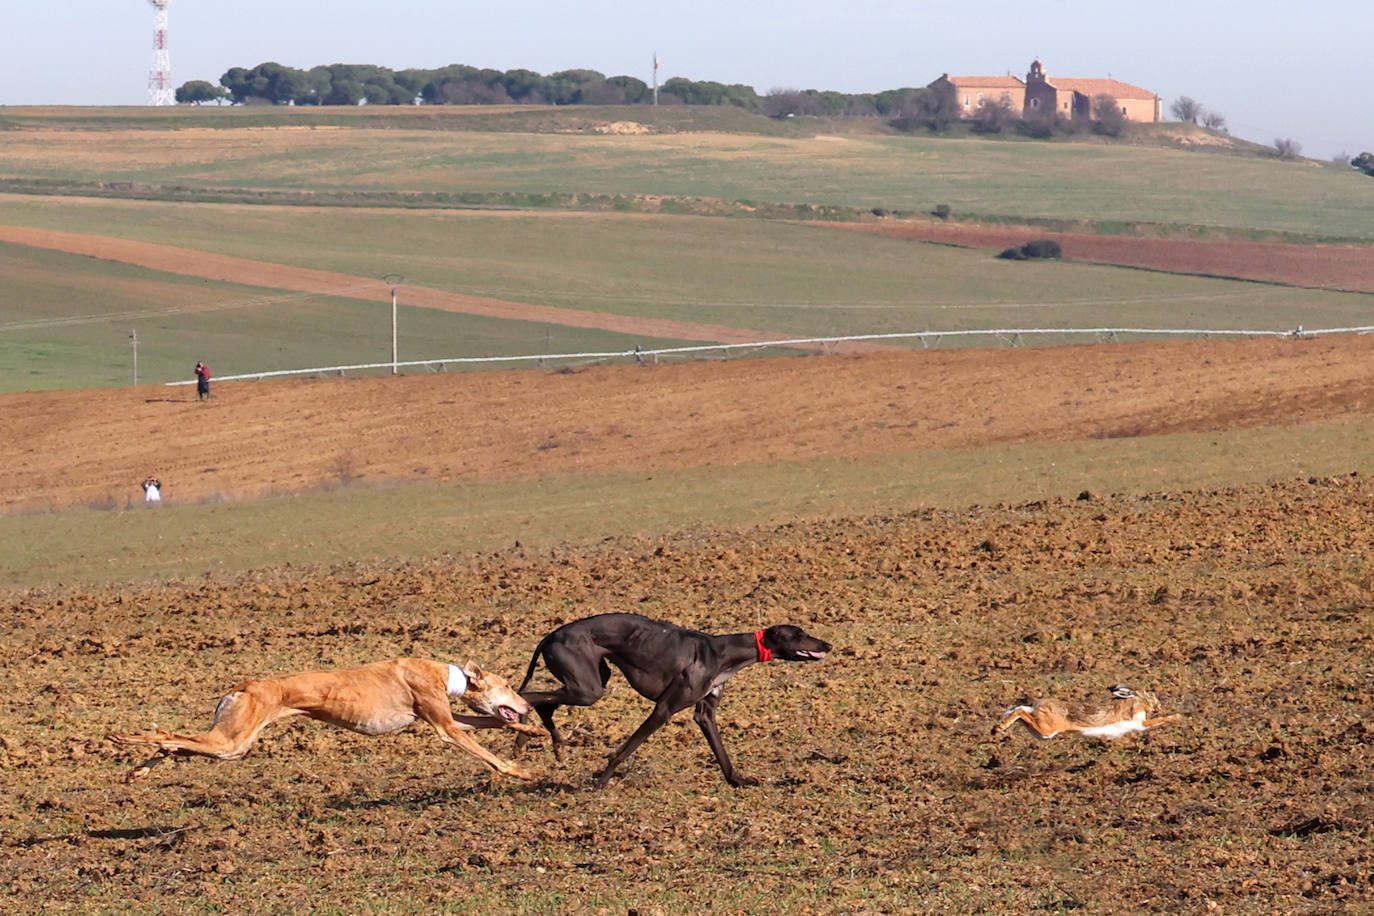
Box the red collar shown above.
[755,630,772,663]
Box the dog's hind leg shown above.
[520,653,613,760]
[593,679,697,790]
[122,748,173,783]
[110,686,290,779]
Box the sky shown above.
[2,1,1371,161]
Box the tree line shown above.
[174,61,961,126]
[178,62,1359,165]
[173,62,1193,141]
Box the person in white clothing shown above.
[142,476,162,503]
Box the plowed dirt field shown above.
[6,333,1374,514]
[4,325,1374,911]
[4,476,1372,913]
[829,220,1374,293]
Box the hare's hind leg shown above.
[994,707,1057,739]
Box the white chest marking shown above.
[709,669,739,694]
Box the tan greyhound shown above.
[110,658,546,783]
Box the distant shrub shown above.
[998,239,1062,261]
[1014,114,1080,139]
[1274,137,1302,161]
[931,204,951,220]
[1022,239,1062,259]
[1015,118,1054,139]
[971,98,1014,134]
[1091,94,1127,138]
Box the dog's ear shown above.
[465,660,485,679]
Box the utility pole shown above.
[383,274,403,375]
[653,52,660,106]
[130,329,138,385]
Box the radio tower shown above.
[148,0,174,106]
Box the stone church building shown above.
[933,60,1160,124]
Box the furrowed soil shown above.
[7,334,1374,514]
[828,220,1374,293]
[3,332,1374,912]
[4,477,1372,913]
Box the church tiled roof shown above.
[1040,77,1155,100]
[946,76,1025,89]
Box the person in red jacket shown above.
[194,361,211,400]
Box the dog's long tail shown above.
[517,634,553,692]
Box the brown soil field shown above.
[4,475,1372,913]
[828,219,1374,293]
[4,333,1374,515]
[6,221,1374,909]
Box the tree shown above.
[1200,109,1227,132]
[439,80,510,104]
[924,81,959,131]
[605,75,649,104]
[970,96,1014,134]
[1092,94,1127,137]
[545,69,606,105]
[294,68,333,106]
[175,80,227,105]
[889,84,958,132]
[1170,96,1200,123]
[499,68,549,103]
[1274,137,1302,161]
[1351,152,1374,176]
[218,67,253,104]
[873,87,926,117]
[762,88,824,118]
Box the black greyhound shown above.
[517,613,831,788]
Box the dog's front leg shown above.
[414,694,541,781]
[453,713,548,738]
[694,692,757,788]
[437,725,541,781]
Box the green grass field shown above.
[0,240,700,392]
[7,417,1373,590]
[1,106,1371,238]
[5,196,1373,393]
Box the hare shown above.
[994,684,1179,740]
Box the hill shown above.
[2,105,1370,239]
